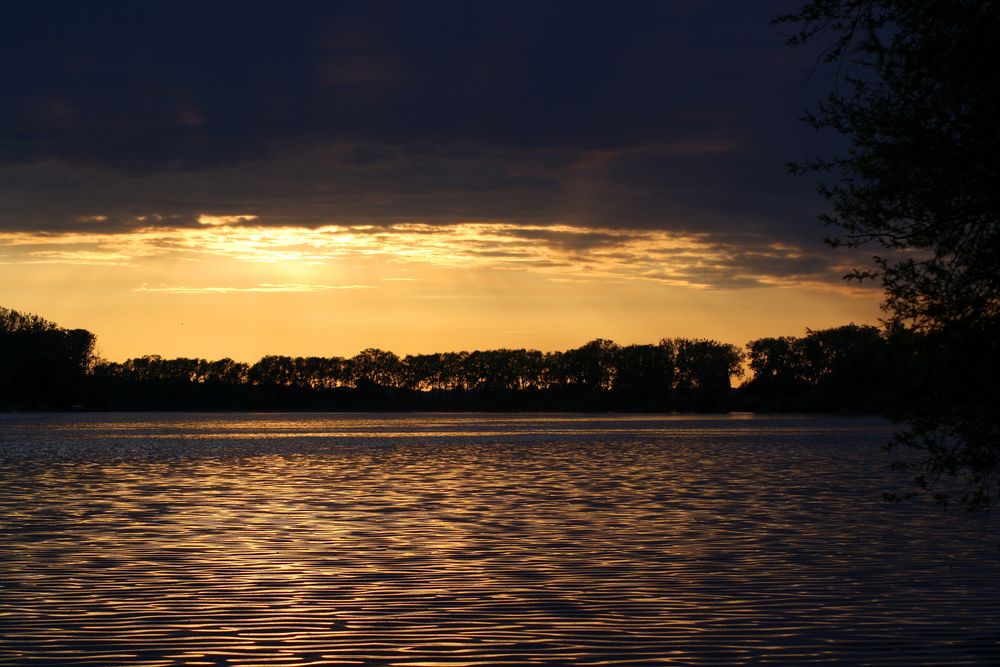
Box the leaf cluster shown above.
[778,0,1000,330]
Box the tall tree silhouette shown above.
[778,1,1000,512]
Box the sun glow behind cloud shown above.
[0,222,864,291]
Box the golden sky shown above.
[0,219,881,361]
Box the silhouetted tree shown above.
[461,349,544,393]
[778,1,1000,512]
[800,324,889,409]
[746,336,806,392]
[744,336,811,410]
[0,306,96,408]
[613,344,674,406]
[744,325,890,411]
[206,358,250,385]
[663,338,744,410]
[402,353,440,391]
[350,348,403,389]
[249,355,296,387]
[439,351,470,391]
[560,339,619,390]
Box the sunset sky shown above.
[0,1,881,362]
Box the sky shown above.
[0,1,882,362]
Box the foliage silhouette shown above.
[777,0,1000,512]
[2,305,941,416]
[743,324,889,412]
[0,306,96,409]
[84,337,747,412]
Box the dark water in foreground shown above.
[0,413,997,666]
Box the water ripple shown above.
[1,413,998,665]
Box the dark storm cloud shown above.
[1,2,320,169]
[0,0,842,280]
[3,1,799,165]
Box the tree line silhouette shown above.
[3,305,921,413]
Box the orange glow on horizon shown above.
[0,221,882,362]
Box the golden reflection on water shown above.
[0,414,998,666]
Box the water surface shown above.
[1,413,997,665]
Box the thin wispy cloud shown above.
[197,214,258,227]
[1,222,871,292]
